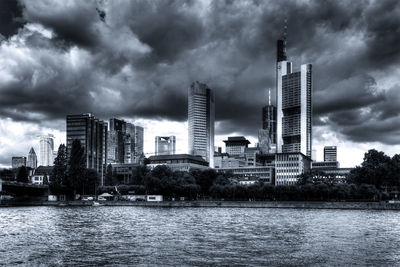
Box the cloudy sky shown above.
[1,0,400,168]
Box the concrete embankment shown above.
[3,200,400,210]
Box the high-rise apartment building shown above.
[276,39,312,158]
[38,134,54,166]
[188,81,215,167]
[66,113,108,185]
[324,146,337,162]
[155,136,176,155]
[12,156,26,169]
[107,118,144,164]
[27,147,37,169]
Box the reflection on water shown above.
[1,207,400,266]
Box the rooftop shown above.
[148,154,208,164]
[223,136,251,145]
[34,166,54,175]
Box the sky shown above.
[1,0,400,168]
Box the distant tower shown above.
[155,136,176,155]
[27,147,37,169]
[38,134,54,166]
[262,89,277,151]
[188,81,215,167]
[324,146,337,162]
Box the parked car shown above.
[82,196,94,201]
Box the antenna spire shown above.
[268,88,271,106]
[283,18,287,42]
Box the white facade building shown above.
[38,134,54,166]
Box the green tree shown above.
[191,169,218,196]
[66,139,86,198]
[83,169,98,195]
[348,149,391,188]
[16,166,29,183]
[389,154,400,187]
[50,144,67,195]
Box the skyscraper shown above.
[38,134,54,166]
[155,136,176,155]
[188,81,215,167]
[108,118,127,164]
[66,113,108,185]
[134,125,144,163]
[276,39,312,157]
[324,146,337,162]
[107,118,144,164]
[27,147,37,169]
[261,89,277,153]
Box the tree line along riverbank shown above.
[2,200,400,210]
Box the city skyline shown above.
[1,0,400,168]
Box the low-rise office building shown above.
[311,161,339,169]
[148,154,209,172]
[216,165,274,184]
[275,152,311,185]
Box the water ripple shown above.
[1,207,400,266]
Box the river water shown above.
[0,206,399,266]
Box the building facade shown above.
[261,104,277,153]
[275,152,311,185]
[66,113,108,185]
[276,63,312,157]
[110,163,140,185]
[155,136,176,155]
[134,125,144,162]
[12,156,26,169]
[107,118,144,164]
[216,165,274,184]
[188,81,215,167]
[148,154,209,172]
[324,146,337,162]
[38,134,54,166]
[27,147,38,169]
[31,166,53,185]
[311,161,339,169]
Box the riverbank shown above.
[2,200,400,210]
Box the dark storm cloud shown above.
[1,0,400,146]
[0,0,24,38]
[20,1,101,48]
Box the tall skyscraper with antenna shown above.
[275,22,312,157]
